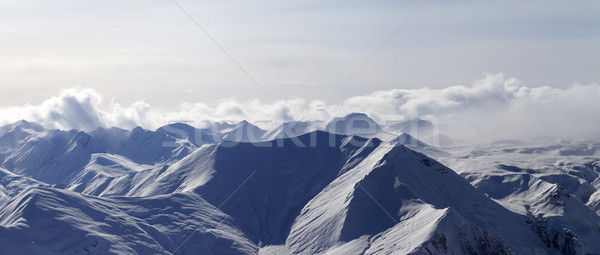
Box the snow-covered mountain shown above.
[262,121,316,141]
[0,119,599,254]
[386,118,433,137]
[0,188,257,254]
[0,124,104,184]
[220,120,267,143]
[325,113,383,138]
[385,118,456,147]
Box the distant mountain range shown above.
[0,116,599,254]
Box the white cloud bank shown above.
[1,73,598,141]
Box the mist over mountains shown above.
[1,74,599,142]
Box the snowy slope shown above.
[67,143,220,197]
[194,133,382,245]
[431,139,600,254]
[0,167,46,206]
[282,141,544,254]
[112,126,196,165]
[0,122,206,184]
[88,126,129,151]
[0,128,104,184]
[68,132,382,243]
[262,121,316,141]
[0,188,257,255]
[0,120,46,150]
[68,153,151,183]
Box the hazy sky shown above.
[1,0,599,107]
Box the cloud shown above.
[0,88,103,131]
[0,73,598,141]
[339,74,600,140]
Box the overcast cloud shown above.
[0,0,599,107]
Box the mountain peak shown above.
[342,112,369,119]
[325,113,380,137]
[220,121,266,142]
[390,133,430,148]
[161,122,195,131]
[387,118,433,134]
[236,120,252,127]
[4,120,45,133]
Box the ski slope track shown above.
[0,117,598,254]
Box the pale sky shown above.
[1,0,599,108]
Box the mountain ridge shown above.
[0,119,598,254]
